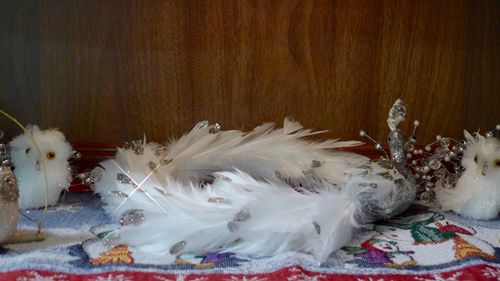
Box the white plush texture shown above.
[9,125,72,209]
[436,131,500,220]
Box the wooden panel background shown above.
[1,0,499,145]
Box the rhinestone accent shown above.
[119,209,145,226]
[169,241,187,255]
[109,190,128,198]
[208,197,232,205]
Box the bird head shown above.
[462,130,500,178]
[9,125,72,176]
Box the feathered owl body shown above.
[93,119,409,261]
[9,125,73,209]
[436,131,500,220]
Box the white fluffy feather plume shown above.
[157,118,365,185]
[92,119,396,261]
[435,130,500,220]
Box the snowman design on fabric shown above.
[374,208,496,266]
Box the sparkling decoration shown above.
[0,166,19,244]
[428,158,441,170]
[123,140,144,155]
[440,137,450,148]
[70,150,82,160]
[208,197,232,205]
[169,240,187,255]
[117,173,133,185]
[195,120,209,129]
[103,233,121,248]
[109,190,128,198]
[209,123,222,134]
[119,209,145,226]
[0,130,19,244]
[357,99,417,222]
[79,169,103,187]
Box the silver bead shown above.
[413,120,420,127]
[71,150,82,160]
[375,143,383,150]
[485,131,493,138]
[496,124,500,131]
[444,156,451,162]
[436,135,442,141]
[359,130,366,137]
[422,166,430,173]
[425,145,432,152]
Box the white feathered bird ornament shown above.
[436,130,500,220]
[9,125,73,209]
[92,118,414,262]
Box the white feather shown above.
[97,170,358,262]
[156,118,366,184]
[9,125,72,209]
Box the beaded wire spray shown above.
[360,107,500,202]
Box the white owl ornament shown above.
[9,125,73,209]
[436,128,500,220]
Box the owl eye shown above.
[495,159,500,168]
[474,155,478,163]
[25,148,30,154]
[46,151,56,160]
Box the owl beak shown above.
[481,162,488,176]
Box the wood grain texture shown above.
[1,0,498,144]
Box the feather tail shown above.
[96,170,358,262]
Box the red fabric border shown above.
[2,264,498,281]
